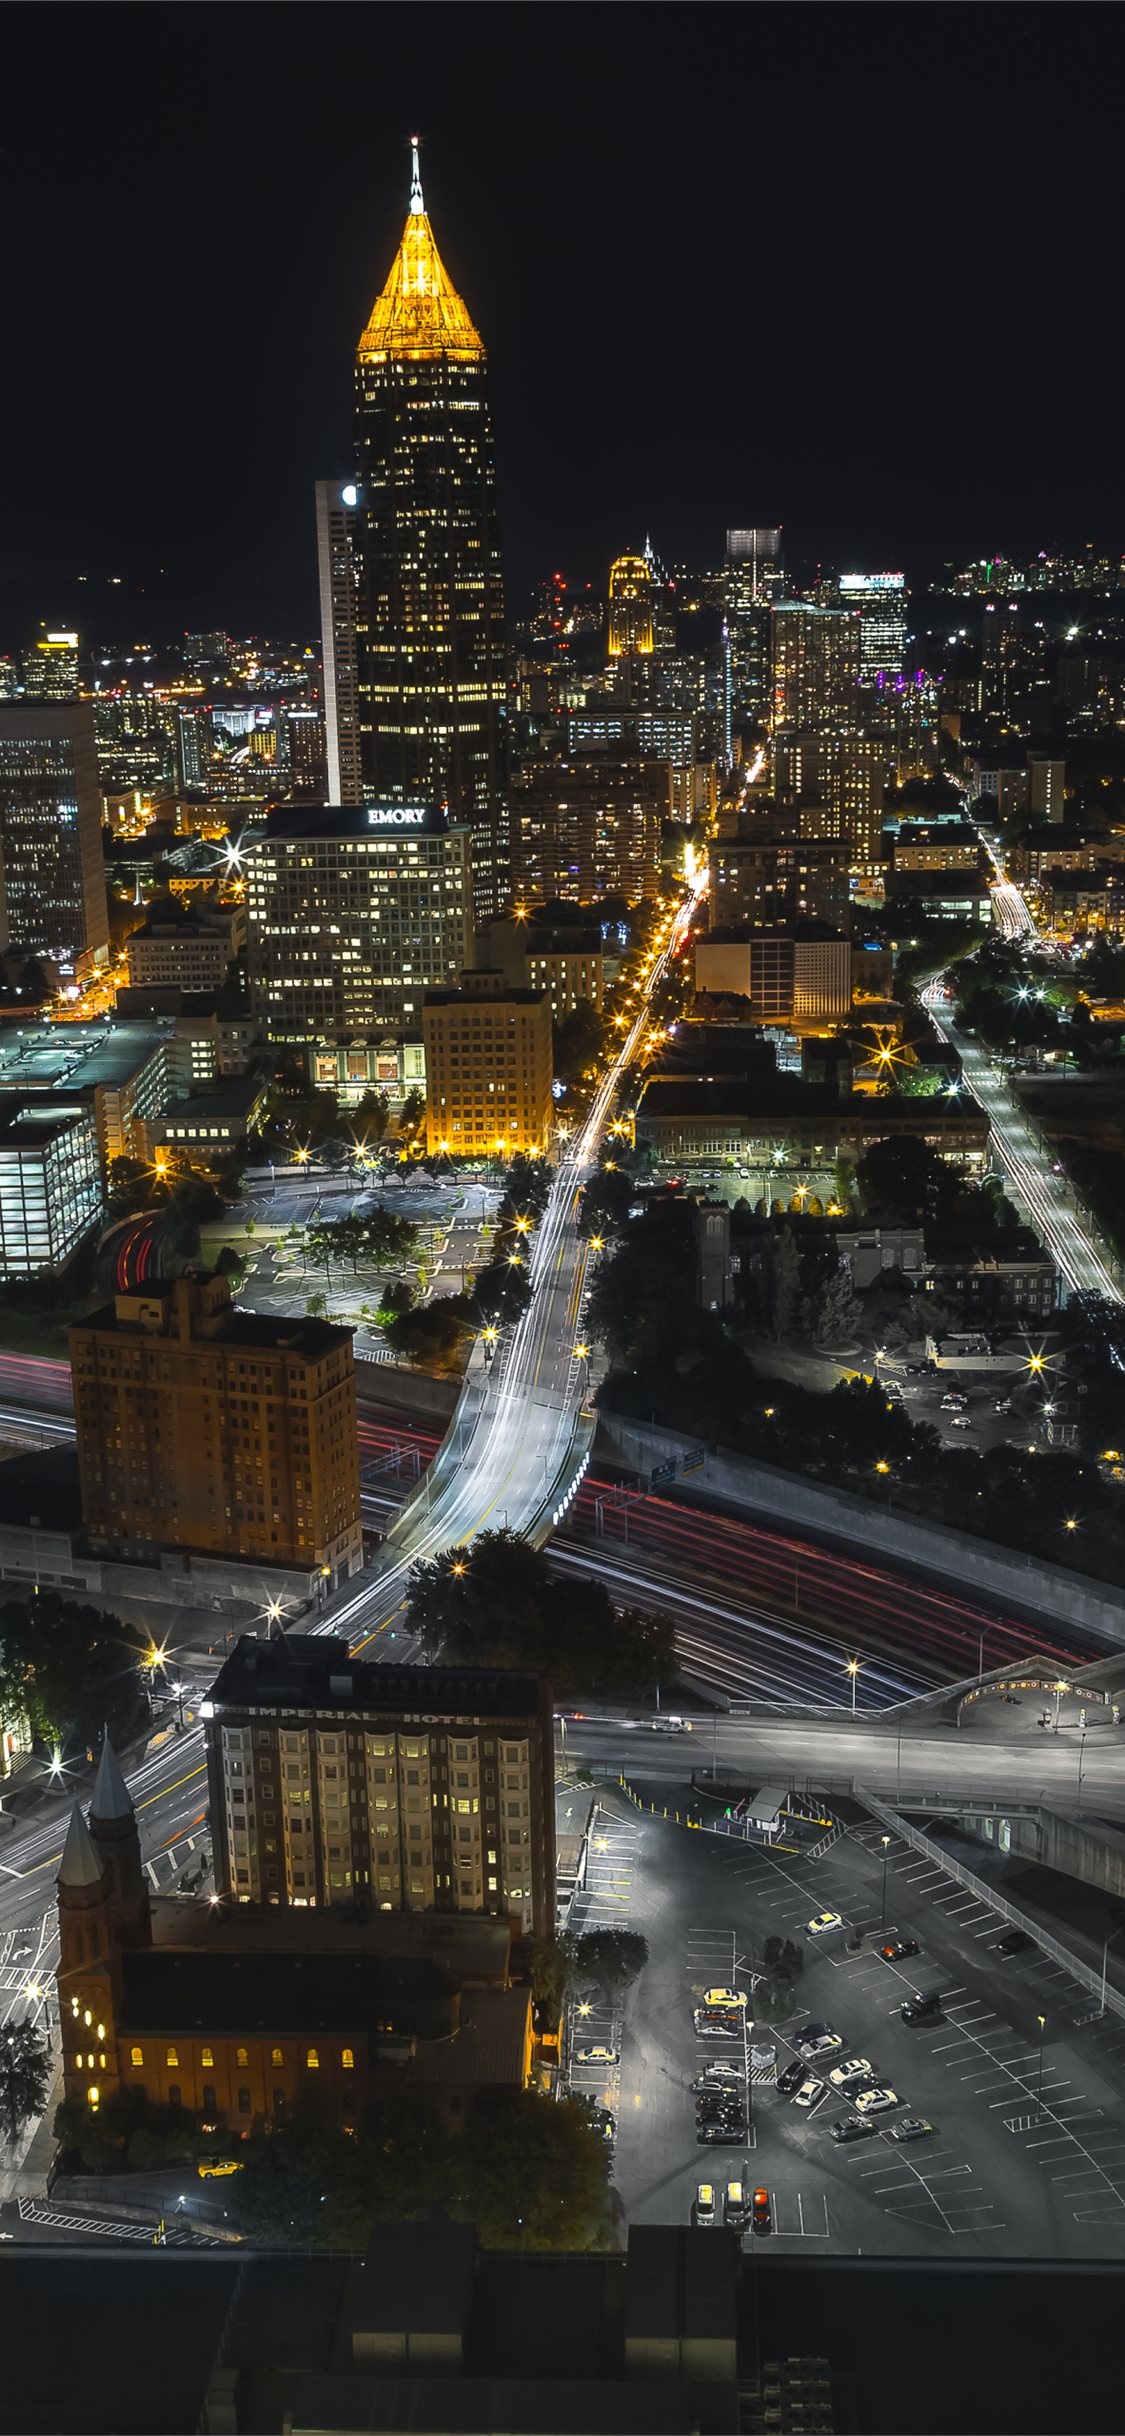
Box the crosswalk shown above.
[17,2196,199,2245]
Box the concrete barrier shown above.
[597,1411,1125,1646]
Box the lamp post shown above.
[880,1834,892,1933]
[1077,1730,1089,1819]
[172,1680,187,1732]
[1053,1678,1069,1733]
[1036,2012,1047,2115]
[846,1657,860,1716]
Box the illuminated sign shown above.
[839,573,905,594]
[367,806,427,827]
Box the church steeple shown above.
[89,1730,151,1950]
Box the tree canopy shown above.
[403,1529,674,1697]
[0,1591,148,1753]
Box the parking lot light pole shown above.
[880,1835,891,1932]
[846,1658,860,1715]
[1036,2013,1047,2114]
[1053,1678,1069,1732]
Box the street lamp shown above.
[1052,1678,1069,1732]
[846,1657,860,1715]
[172,1680,187,1731]
[880,1834,892,1933]
[1036,2012,1047,2114]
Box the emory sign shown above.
[367,806,427,827]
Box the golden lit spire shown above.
[358,140,485,364]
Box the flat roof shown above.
[0,1018,172,1096]
[208,1634,545,1721]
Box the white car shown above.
[575,2044,618,2066]
[793,2075,825,2110]
[828,2056,875,2090]
[794,2028,844,2058]
[854,2085,899,2114]
[807,1911,842,1935]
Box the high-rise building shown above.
[607,553,655,658]
[0,701,109,967]
[770,604,860,731]
[837,573,907,679]
[709,834,850,931]
[314,479,363,807]
[21,628,79,699]
[353,145,507,920]
[203,1637,556,1932]
[510,758,672,903]
[0,1094,102,1275]
[246,802,473,1048]
[422,968,553,1159]
[833,732,891,874]
[69,1272,363,1585]
[694,926,851,1027]
[725,529,782,724]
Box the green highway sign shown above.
[650,1457,677,1490]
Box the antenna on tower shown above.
[409,135,425,215]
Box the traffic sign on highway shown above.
[650,1457,677,1490]
[682,1446,706,1474]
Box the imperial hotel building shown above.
[245,802,473,1049]
[203,1636,555,1935]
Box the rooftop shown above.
[357,145,485,366]
[0,1018,173,1097]
[0,1092,94,1146]
[207,1634,545,1723]
[152,1895,512,1986]
[262,803,455,841]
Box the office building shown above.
[422,968,553,1158]
[0,1094,102,1276]
[21,628,79,698]
[1028,752,1066,822]
[607,552,655,657]
[709,834,850,930]
[834,730,891,872]
[246,802,473,1050]
[770,603,860,731]
[511,758,671,903]
[314,478,364,807]
[353,145,507,920]
[0,1017,189,1180]
[725,528,782,722]
[124,902,235,994]
[203,1635,556,1932]
[56,1761,533,2138]
[694,927,852,1027]
[484,915,606,1018]
[0,701,109,966]
[69,1272,363,1583]
[837,572,907,678]
[283,704,329,804]
[634,1078,988,1170]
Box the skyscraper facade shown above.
[315,479,363,807]
[353,146,507,920]
[607,553,655,657]
[837,572,907,680]
[0,701,109,967]
[770,604,860,731]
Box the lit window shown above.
[201,2047,214,2069]
[130,2046,144,2068]
[236,2047,249,2068]
[271,2047,283,2067]
[165,2047,179,2068]
[306,2048,319,2070]
[342,2047,355,2070]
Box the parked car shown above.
[830,2115,878,2145]
[700,1986,746,2009]
[777,2058,807,2097]
[854,2086,900,2115]
[751,2185,772,2233]
[724,2179,751,2231]
[806,1911,843,1936]
[692,2065,745,2094]
[891,2117,935,2144]
[198,2157,244,2179]
[794,2024,844,2058]
[697,2120,747,2145]
[828,2057,875,2090]
[694,2009,741,2040]
[793,2076,825,2110]
[693,2181,716,2226]
[995,1929,1035,1958]
[880,1938,919,1962]
[901,1990,942,2024]
[575,2044,618,2065]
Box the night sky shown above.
[1,4,1120,647]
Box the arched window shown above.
[130,2046,144,2069]
[237,2087,251,2114]
[168,2085,182,2108]
[306,2048,319,2070]
[271,2047,284,2068]
[201,2047,214,2069]
[236,2047,249,2068]
[341,2048,355,2070]
[165,2046,179,2068]
[87,2086,99,2111]
[202,2085,217,2116]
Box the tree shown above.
[452,2089,612,2249]
[402,1533,673,1697]
[0,1590,147,1753]
[385,1294,475,1371]
[554,1002,608,1087]
[0,2019,52,2144]
[573,1929,649,1996]
[353,1089,390,1145]
[529,1931,577,2024]
[578,1167,635,1242]
[755,1225,801,1341]
[399,1087,425,1133]
[856,1133,964,1225]
[810,1266,861,1347]
[213,1244,244,1280]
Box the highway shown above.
[924,841,1120,1303]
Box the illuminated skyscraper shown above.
[315,479,363,807]
[353,144,507,920]
[607,553,655,657]
[770,603,860,731]
[837,572,907,680]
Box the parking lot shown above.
[565,1786,1125,2255]
[878,1353,1040,1457]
